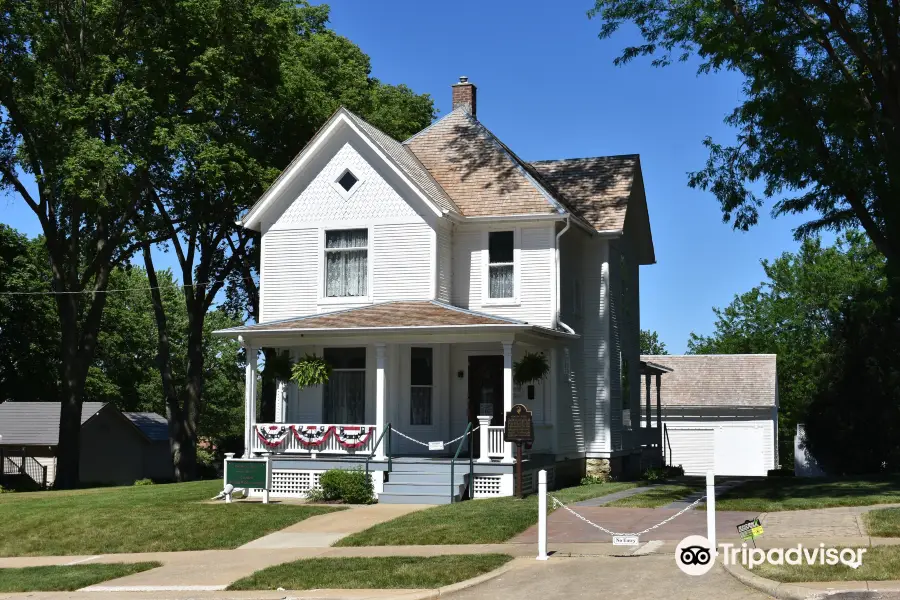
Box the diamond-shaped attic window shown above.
[338,170,358,192]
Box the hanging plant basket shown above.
[290,353,332,390]
[513,351,550,387]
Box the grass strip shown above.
[0,562,161,592]
[228,554,513,590]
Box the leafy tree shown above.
[0,0,186,487]
[640,329,668,355]
[589,0,900,289]
[688,231,884,463]
[0,226,58,403]
[140,1,435,478]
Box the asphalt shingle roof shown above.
[640,355,778,408]
[0,402,107,446]
[226,300,525,332]
[123,412,169,442]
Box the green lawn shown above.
[715,477,900,512]
[864,508,900,536]
[751,546,896,583]
[0,562,161,592]
[228,555,513,590]
[605,484,700,508]
[336,481,637,546]
[0,480,340,557]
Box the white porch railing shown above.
[487,426,505,458]
[251,423,378,455]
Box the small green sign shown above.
[737,518,764,541]
[226,460,267,489]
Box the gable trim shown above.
[241,108,444,231]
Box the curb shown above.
[431,557,520,597]
[723,561,861,600]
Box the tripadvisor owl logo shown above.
[675,535,715,576]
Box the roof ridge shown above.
[403,106,469,145]
[530,153,640,164]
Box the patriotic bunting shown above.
[334,426,375,449]
[255,424,290,448]
[291,425,333,447]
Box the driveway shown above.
[446,555,770,599]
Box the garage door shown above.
[715,426,766,476]
[666,428,714,476]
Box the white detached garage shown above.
[641,354,778,476]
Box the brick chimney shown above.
[451,76,477,117]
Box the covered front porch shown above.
[216,301,577,501]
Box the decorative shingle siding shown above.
[272,142,425,227]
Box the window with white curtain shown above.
[410,347,433,426]
[325,229,368,298]
[488,231,514,299]
[323,348,366,424]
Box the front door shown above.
[468,355,504,456]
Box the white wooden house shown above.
[216,77,664,503]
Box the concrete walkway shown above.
[663,479,747,509]
[238,503,429,549]
[572,484,658,507]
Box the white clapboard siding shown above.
[581,236,610,454]
[436,221,452,303]
[260,229,318,322]
[452,224,554,327]
[373,222,433,303]
[666,428,716,475]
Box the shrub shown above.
[642,465,684,481]
[318,469,374,504]
[580,475,614,485]
[0,485,12,494]
[133,478,154,486]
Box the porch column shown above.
[478,415,491,463]
[275,378,288,423]
[645,372,651,429]
[243,341,258,458]
[375,343,387,460]
[502,341,514,462]
[655,374,662,431]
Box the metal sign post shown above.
[504,404,534,499]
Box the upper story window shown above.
[325,229,368,298]
[332,168,363,200]
[488,231,514,299]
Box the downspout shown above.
[555,215,575,334]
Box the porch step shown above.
[388,471,466,484]
[383,481,467,496]
[378,492,461,505]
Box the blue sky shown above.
[0,0,819,353]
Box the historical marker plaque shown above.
[504,404,534,444]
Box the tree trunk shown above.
[172,306,205,481]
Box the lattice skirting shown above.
[249,469,324,498]
[472,475,503,498]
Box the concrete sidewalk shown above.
[238,503,429,549]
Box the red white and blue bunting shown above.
[291,425,333,447]
[255,425,290,448]
[334,426,375,449]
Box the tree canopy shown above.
[639,329,668,355]
[589,0,900,284]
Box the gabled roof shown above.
[123,412,169,442]
[0,402,107,446]
[530,155,639,232]
[640,355,778,408]
[344,111,460,215]
[405,108,565,217]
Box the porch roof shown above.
[214,300,576,339]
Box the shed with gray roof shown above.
[0,401,173,488]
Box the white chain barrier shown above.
[390,426,480,449]
[549,494,707,537]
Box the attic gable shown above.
[241,108,452,231]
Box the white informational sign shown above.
[428,441,444,451]
[612,535,640,546]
